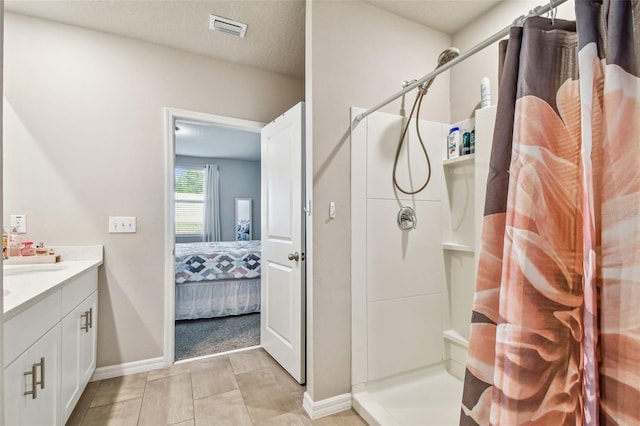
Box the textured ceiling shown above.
[5,0,503,79]
[175,120,261,161]
[5,0,306,78]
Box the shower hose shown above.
[392,86,432,195]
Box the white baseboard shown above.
[90,356,166,382]
[303,391,352,419]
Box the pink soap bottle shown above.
[20,241,36,256]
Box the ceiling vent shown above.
[209,15,247,38]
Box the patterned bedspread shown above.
[175,240,261,284]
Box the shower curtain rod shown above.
[352,0,568,124]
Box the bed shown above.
[175,240,261,320]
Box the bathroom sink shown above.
[4,264,67,276]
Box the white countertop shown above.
[3,246,103,320]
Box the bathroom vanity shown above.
[3,246,103,425]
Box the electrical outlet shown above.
[108,216,137,234]
[10,214,27,233]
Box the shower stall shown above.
[347,0,640,423]
[350,105,496,425]
[346,3,571,423]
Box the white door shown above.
[261,102,305,384]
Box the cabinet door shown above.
[61,290,98,422]
[4,324,61,426]
[80,291,98,385]
[27,324,61,426]
[4,350,28,425]
[60,301,85,422]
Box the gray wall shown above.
[3,12,303,367]
[307,0,451,401]
[175,155,261,242]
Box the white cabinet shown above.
[5,324,61,426]
[61,291,97,423]
[4,267,98,426]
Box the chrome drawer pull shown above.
[81,311,90,332]
[88,307,93,329]
[36,357,45,390]
[23,364,38,399]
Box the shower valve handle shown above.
[398,206,417,230]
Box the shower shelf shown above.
[443,154,475,166]
[442,243,474,253]
[443,329,469,348]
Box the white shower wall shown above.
[350,105,497,424]
[352,106,496,387]
[351,108,448,386]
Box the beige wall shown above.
[308,0,451,400]
[3,12,304,367]
[450,0,576,122]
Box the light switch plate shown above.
[109,216,137,233]
[10,214,27,233]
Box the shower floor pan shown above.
[352,363,463,426]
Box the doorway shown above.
[163,105,307,383]
[174,119,262,360]
[164,109,264,363]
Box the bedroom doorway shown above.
[164,105,308,383]
[165,109,265,362]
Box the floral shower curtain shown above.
[460,1,639,424]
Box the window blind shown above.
[175,165,205,235]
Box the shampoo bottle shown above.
[481,77,491,108]
[448,127,461,159]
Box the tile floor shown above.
[67,348,367,426]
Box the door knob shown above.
[288,252,300,261]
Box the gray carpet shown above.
[175,313,260,361]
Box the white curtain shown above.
[203,164,221,242]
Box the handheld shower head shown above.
[437,47,461,67]
[420,47,460,92]
[393,49,460,196]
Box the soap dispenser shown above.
[20,241,35,256]
[8,227,20,257]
